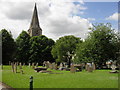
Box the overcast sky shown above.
[0,0,118,40]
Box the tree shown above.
[75,23,118,68]
[51,35,82,67]
[16,31,30,63]
[1,29,16,65]
[29,35,55,65]
[115,32,120,64]
[74,38,95,64]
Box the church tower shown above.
[28,3,42,36]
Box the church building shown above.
[28,3,42,36]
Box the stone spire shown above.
[28,3,42,36]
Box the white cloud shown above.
[106,12,119,21]
[0,0,92,40]
[87,18,95,21]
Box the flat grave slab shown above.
[34,67,47,72]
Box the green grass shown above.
[0,65,118,88]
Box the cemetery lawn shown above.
[0,65,118,88]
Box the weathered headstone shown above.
[36,63,38,68]
[20,69,23,74]
[59,63,63,70]
[29,63,31,67]
[70,64,76,73]
[9,61,11,65]
[65,65,68,68]
[32,63,35,69]
[19,63,23,74]
[49,63,53,69]
[46,63,49,68]
[55,64,58,70]
[60,63,63,68]
[16,62,19,66]
[92,63,96,70]
[43,61,46,67]
[14,62,17,73]
[52,63,57,70]
[19,62,22,69]
[109,61,119,73]
[85,64,89,71]
[88,66,93,72]
[23,63,25,66]
[11,63,14,72]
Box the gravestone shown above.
[88,66,93,72]
[85,64,89,71]
[32,63,35,69]
[16,62,19,66]
[70,64,76,73]
[59,63,63,70]
[46,63,49,68]
[88,63,93,72]
[11,63,14,72]
[60,63,63,68]
[54,64,58,70]
[74,64,82,72]
[92,63,96,70]
[23,63,25,66]
[14,62,17,73]
[36,63,38,68]
[45,61,49,68]
[9,61,11,65]
[29,63,31,67]
[19,63,22,69]
[109,62,119,73]
[20,69,23,74]
[19,63,23,74]
[52,63,57,70]
[49,63,53,69]
[43,61,46,67]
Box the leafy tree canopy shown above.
[29,35,55,65]
[51,35,82,67]
[1,29,16,64]
[16,31,30,63]
[74,23,118,67]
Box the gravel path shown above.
[0,82,15,90]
